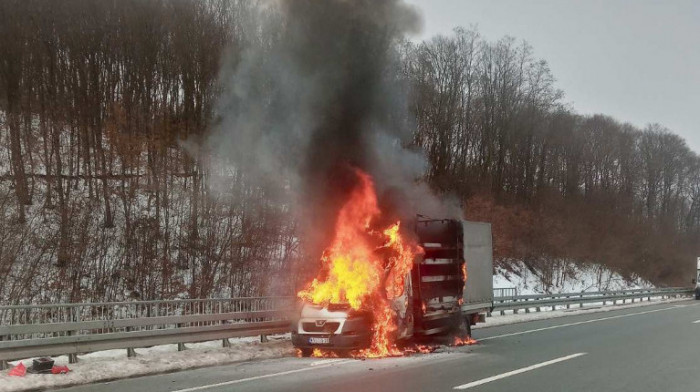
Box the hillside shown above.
[0,1,697,304]
[493,260,652,295]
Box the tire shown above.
[299,348,313,357]
[465,317,472,336]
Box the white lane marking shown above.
[480,305,692,341]
[693,320,700,324]
[310,358,354,367]
[453,353,587,390]
[170,360,354,392]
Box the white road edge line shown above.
[310,358,350,366]
[693,320,700,324]
[170,360,355,392]
[480,304,693,341]
[453,353,587,390]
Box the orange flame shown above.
[458,262,467,305]
[403,344,436,355]
[311,348,339,358]
[297,169,419,357]
[453,336,478,346]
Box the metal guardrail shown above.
[490,287,693,315]
[493,287,518,298]
[0,287,693,369]
[0,297,294,369]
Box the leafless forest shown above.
[0,0,697,304]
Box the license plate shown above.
[309,337,330,345]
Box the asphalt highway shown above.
[59,300,700,392]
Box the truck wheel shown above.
[299,348,313,357]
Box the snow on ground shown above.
[1,295,688,392]
[483,259,675,328]
[493,260,652,295]
[0,335,295,392]
[476,296,688,329]
[0,262,672,391]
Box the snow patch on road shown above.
[0,335,295,392]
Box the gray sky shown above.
[405,0,700,153]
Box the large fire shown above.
[297,169,420,357]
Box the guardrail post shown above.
[66,331,78,364]
[177,323,186,351]
[579,294,583,308]
[566,296,570,309]
[0,335,6,370]
[223,338,231,348]
[126,326,137,357]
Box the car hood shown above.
[300,304,351,319]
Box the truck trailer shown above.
[291,218,493,355]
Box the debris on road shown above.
[8,363,26,377]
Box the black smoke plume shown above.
[209,0,455,267]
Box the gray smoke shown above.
[208,0,458,259]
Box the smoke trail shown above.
[208,0,455,263]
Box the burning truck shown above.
[291,170,493,357]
